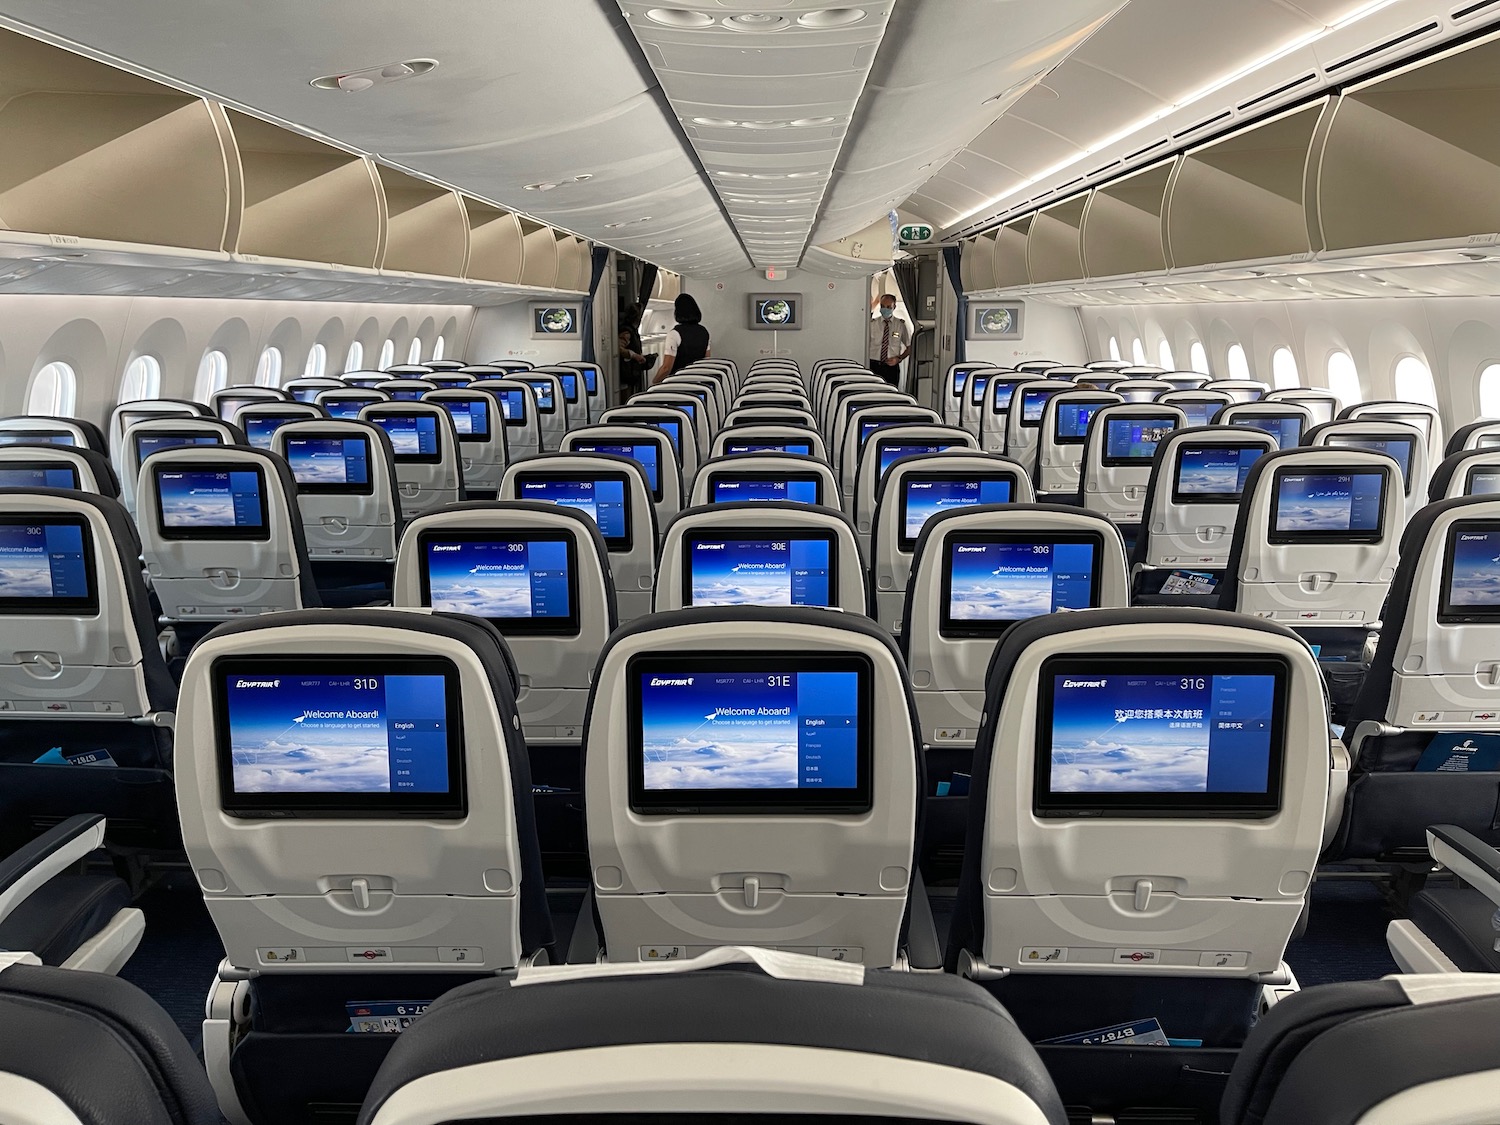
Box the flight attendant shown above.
[869,293,911,386]
[654,294,710,382]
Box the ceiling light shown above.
[645,8,715,27]
[797,8,867,27]
[312,59,436,91]
[711,171,752,179]
[786,171,824,179]
[523,182,558,191]
[691,116,738,127]
[740,120,791,130]
[789,116,840,127]
[722,13,792,32]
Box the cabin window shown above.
[345,341,364,373]
[433,335,446,361]
[1394,355,1437,408]
[304,344,327,379]
[1326,351,1362,407]
[1189,341,1209,375]
[408,338,424,364]
[196,350,229,402]
[1130,338,1146,366]
[27,361,77,417]
[1226,343,1251,381]
[1480,364,1500,417]
[1158,339,1174,370]
[1107,337,1121,362]
[255,347,283,388]
[120,355,162,403]
[379,339,396,370]
[1272,348,1299,390]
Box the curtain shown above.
[637,263,659,314]
[942,245,967,365]
[579,246,611,363]
[891,259,919,322]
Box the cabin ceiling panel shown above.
[0,0,747,274]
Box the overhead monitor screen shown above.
[1054,401,1110,444]
[1465,466,1500,496]
[1270,469,1387,542]
[520,379,556,411]
[419,532,578,634]
[243,414,308,451]
[684,533,836,608]
[1234,413,1303,450]
[213,658,465,817]
[1034,657,1287,817]
[134,433,223,468]
[878,440,966,479]
[939,534,1101,637]
[369,414,441,463]
[724,440,813,458]
[1172,444,1267,505]
[284,436,372,494]
[709,472,821,506]
[436,398,491,441]
[570,441,662,499]
[1325,435,1415,493]
[0,517,96,614]
[0,431,76,447]
[153,466,268,540]
[1103,416,1177,466]
[1020,388,1061,425]
[496,389,528,424]
[516,473,632,550]
[1439,521,1500,624]
[0,463,80,491]
[323,396,382,420]
[627,654,872,813]
[747,294,801,331]
[899,474,1015,551]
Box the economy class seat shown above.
[562,423,682,543]
[1034,389,1123,500]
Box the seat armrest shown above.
[1428,824,1500,908]
[0,814,107,930]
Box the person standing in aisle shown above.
[868,293,911,386]
[654,293,710,383]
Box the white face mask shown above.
[879,306,895,319]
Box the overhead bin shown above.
[376,166,468,277]
[1316,34,1500,253]
[462,202,525,285]
[229,109,382,268]
[518,218,559,289]
[1027,194,1088,284]
[554,233,587,293]
[992,217,1033,290]
[0,31,235,252]
[1082,159,1173,279]
[1163,100,1329,270]
[961,232,997,293]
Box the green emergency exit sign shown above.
[899,223,933,244]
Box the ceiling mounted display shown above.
[618,1,892,269]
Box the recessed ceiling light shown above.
[722,13,791,32]
[740,120,791,130]
[711,171,752,179]
[786,171,824,179]
[645,8,715,27]
[691,116,738,127]
[523,182,558,191]
[789,116,840,127]
[312,59,436,91]
[797,8,867,27]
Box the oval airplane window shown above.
[345,341,365,373]
[1394,355,1437,408]
[28,361,77,417]
[1189,341,1209,375]
[1158,339,1174,370]
[1480,364,1500,417]
[120,354,162,403]
[1227,343,1251,381]
[1327,351,1362,407]
[255,346,283,388]
[1272,347,1299,390]
[408,338,424,365]
[433,335,446,361]
[1131,338,1147,366]
[379,339,396,370]
[1108,337,1121,362]
[196,350,229,402]
[304,343,327,379]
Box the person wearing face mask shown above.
[868,293,911,386]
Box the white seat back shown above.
[423,389,510,497]
[1203,379,1270,403]
[514,372,570,452]
[903,506,1129,749]
[1216,402,1313,452]
[978,373,1044,454]
[109,400,208,454]
[117,418,239,519]
[1311,419,1430,523]
[1003,380,1076,474]
[0,446,115,496]
[1343,400,1444,469]
[394,502,616,745]
[959,367,1010,433]
[469,378,543,463]
[1264,388,1341,426]
[210,386,289,423]
[271,419,401,564]
[315,387,391,421]
[562,424,683,543]
[690,453,839,510]
[711,424,826,463]
[839,404,939,507]
[1432,449,1500,499]
[358,402,463,519]
[942,363,998,425]
[639,390,712,461]
[854,425,979,543]
[1036,391,1123,496]
[1081,404,1188,527]
[1110,379,1172,403]
[282,378,345,404]
[1158,391,1235,429]
[375,378,438,402]
[602,404,700,489]
[237,404,326,451]
[585,609,918,965]
[534,366,592,432]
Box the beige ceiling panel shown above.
[1004,63,1161,147]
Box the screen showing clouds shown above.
[688,537,831,607]
[879,442,963,479]
[439,399,489,439]
[1326,436,1413,483]
[286,437,370,489]
[1174,445,1265,500]
[1047,672,1276,794]
[324,397,379,420]
[224,671,449,795]
[371,415,439,459]
[423,537,571,619]
[1021,388,1062,423]
[155,469,265,531]
[945,540,1096,624]
[135,433,220,468]
[0,522,88,599]
[0,466,76,490]
[638,670,857,791]
[1236,414,1302,449]
[1444,528,1500,611]
[710,476,820,504]
[518,476,628,541]
[1273,472,1384,534]
[901,477,1013,546]
[1468,468,1500,496]
[244,416,301,451]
